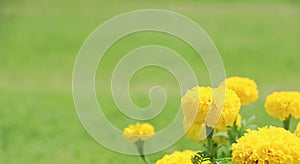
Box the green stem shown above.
[139,154,149,164]
[206,126,218,162]
[216,157,232,163]
[135,140,150,164]
[283,115,291,130]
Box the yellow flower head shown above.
[224,76,258,105]
[264,91,300,121]
[123,123,155,142]
[181,86,241,129]
[156,150,209,164]
[232,126,300,164]
[295,122,300,138]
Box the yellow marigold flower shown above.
[295,122,300,138]
[123,123,155,142]
[225,76,258,105]
[156,150,209,164]
[232,126,300,164]
[182,86,241,129]
[265,91,300,121]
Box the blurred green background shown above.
[1,0,300,163]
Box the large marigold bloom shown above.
[265,91,300,121]
[232,126,300,164]
[156,150,209,164]
[123,123,155,142]
[225,76,258,105]
[181,86,241,129]
[295,122,300,138]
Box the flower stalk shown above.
[135,140,150,164]
[283,115,291,130]
[205,126,218,163]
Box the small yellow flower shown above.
[232,126,300,164]
[265,91,300,121]
[181,86,241,130]
[224,76,259,105]
[156,150,209,164]
[123,123,155,142]
[295,122,300,138]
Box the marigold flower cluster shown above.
[232,126,300,164]
[121,76,300,164]
[156,150,209,164]
[123,122,155,142]
[224,76,259,105]
[264,91,300,121]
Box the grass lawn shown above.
[1,0,300,163]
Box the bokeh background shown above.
[1,0,300,163]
